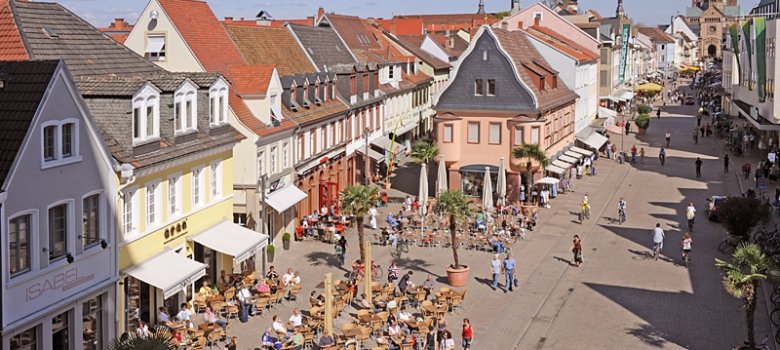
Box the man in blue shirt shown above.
[502,252,516,293]
[386,213,399,229]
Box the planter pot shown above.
[283,240,291,250]
[384,182,392,189]
[267,251,275,263]
[446,265,470,287]
[637,127,648,135]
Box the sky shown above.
[60,0,761,28]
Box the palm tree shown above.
[436,190,473,269]
[411,140,439,165]
[108,327,177,350]
[512,144,549,199]
[340,184,379,263]
[716,243,780,349]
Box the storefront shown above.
[295,152,347,222]
[459,165,498,198]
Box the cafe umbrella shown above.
[496,157,507,207]
[419,163,429,236]
[482,167,494,215]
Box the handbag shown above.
[513,278,519,288]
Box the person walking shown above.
[686,202,696,232]
[657,108,662,119]
[665,131,671,147]
[387,260,399,284]
[462,319,474,350]
[335,242,345,266]
[369,206,378,229]
[625,120,631,135]
[659,147,666,167]
[572,235,583,267]
[652,223,665,256]
[639,147,645,163]
[723,154,730,173]
[743,161,752,179]
[695,157,703,178]
[490,254,501,291]
[692,127,699,144]
[630,145,637,164]
[502,252,516,292]
[682,232,693,267]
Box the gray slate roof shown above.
[10,0,161,77]
[75,72,221,96]
[287,24,357,72]
[0,60,58,186]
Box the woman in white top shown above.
[440,330,455,350]
[369,207,378,229]
[682,232,693,265]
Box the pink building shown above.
[494,3,600,54]
[434,26,578,201]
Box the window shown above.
[209,79,229,126]
[174,82,197,133]
[210,161,222,199]
[443,124,454,143]
[48,204,67,261]
[192,167,203,207]
[82,194,100,248]
[10,326,37,350]
[42,121,79,166]
[132,85,160,144]
[482,49,488,61]
[297,135,304,161]
[489,123,501,144]
[145,35,166,61]
[600,48,608,64]
[475,79,484,96]
[514,127,524,145]
[600,70,608,87]
[146,183,159,226]
[82,296,103,350]
[531,127,540,144]
[270,147,277,174]
[123,190,137,236]
[282,142,289,169]
[467,122,480,143]
[487,79,496,96]
[168,176,180,216]
[9,214,31,276]
[388,66,394,79]
[258,151,265,175]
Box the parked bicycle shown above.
[717,233,746,255]
[348,261,383,281]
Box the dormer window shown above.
[209,78,229,126]
[324,81,329,102]
[132,83,160,145]
[290,83,301,111]
[270,94,283,126]
[388,66,395,80]
[174,81,198,134]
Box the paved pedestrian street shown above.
[226,88,774,350]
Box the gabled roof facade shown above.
[324,14,413,65]
[525,25,599,63]
[385,33,451,71]
[287,23,356,72]
[638,26,676,44]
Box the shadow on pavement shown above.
[625,323,670,348]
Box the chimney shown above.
[113,18,125,29]
[518,21,523,29]
[317,7,326,24]
[533,16,541,27]
[224,17,234,24]
[501,21,509,30]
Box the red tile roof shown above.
[228,89,296,136]
[222,18,313,27]
[327,14,412,64]
[108,33,129,44]
[157,0,247,73]
[526,25,599,62]
[224,24,316,76]
[0,0,28,60]
[638,26,675,44]
[226,64,274,95]
[375,18,424,36]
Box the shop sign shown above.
[163,218,189,244]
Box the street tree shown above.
[340,184,379,264]
[108,327,177,350]
[410,140,439,165]
[436,190,473,271]
[512,144,549,199]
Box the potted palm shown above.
[108,326,177,350]
[341,184,379,264]
[511,144,549,203]
[635,113,651,135]
[282,232,292,250]
[266,244,275,263]
[716,243,780,349]
[436,190,473,287]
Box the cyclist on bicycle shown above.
[659,147,666,167]
[652,223,665,255]
[685,202,696,232]
[618,198,627,222]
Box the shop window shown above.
[10,326,38,350]
[82,295,103,350]
[124,276,150,332]
[52,311,70,350]
[460,170,498,197]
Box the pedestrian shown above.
[490,254,501,291]
[682,232,693,266]
[723,154,730,173]
[659,147,666,167]
[743,161,752,179]
[699,124,705,137]
[462,318,474,350]
[657,108,661,119]
[697,114,702,127]
[695,157,703,178]
[369,206,378,229]
[665,131,671,147]
[387,260,399,283]
[652,223,665,252]
[572,235,583,267]
[338,236,348,258]
[639,147,645,163]
[692,127,698,144]
[630,145,637,164]
[625,120,631,135]
[502,252,516,292]
[334,242,345,266]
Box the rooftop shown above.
[224,24,316,76]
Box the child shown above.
[639,147,645,163]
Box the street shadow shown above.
[553,256,574,266]
[304,251,349,272]
[473,276,497,289]
[394,257,441,278]
[625,323,669,348]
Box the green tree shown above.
[635,113,651,129]
[340,184,379,263]
[410,140,439,165]
[108,327,177,350]
[512,144,549,199]
[436,190,473,269]
[718,197,771,237]
[716,243,780,349]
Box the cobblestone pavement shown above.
[224,84,772,350]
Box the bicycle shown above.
[348,262,383,281]
[682,250,691,268]
[687,218,695,233]
[652,242,661,261]
[718,233,746,255]
[391,238,410,258]
[618,209,626,225]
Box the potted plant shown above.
[108,324,177,350]
[436,190,473,287]
[266,244,275,263]
[634,113,651,135]
[282,232,292,250]
[637,104,651,115]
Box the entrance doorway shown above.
[708,44,717,57]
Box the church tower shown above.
[478,0,486,14]
[616,0,625,18]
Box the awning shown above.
[356,147,386,163]
[144,37,165,54]
[125,250,206,299]
[576,130,609,150]
[605,124,624,135]
[601,95,622,103]
[559,154,580,163]
[191,220,269,264]
[551,160,572,169]
[598,107,617,119]
[733,99,780,131]
[620,91,635,101]
[372,136,403,155]
[570,146,595,157]
[536,177,560,185]
[265,185,307,213]
[545,165,566,175]
[564,151,584,160]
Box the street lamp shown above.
[364,127,370,185]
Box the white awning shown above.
[372,136,403,155]
[559,154,579,164]
[621,91,635,101]
[576,130,609,150]
[598,107,617,119]
[545,165,566,175]
[125,250,206,299]
[564,151,584,161]
[265,185,307,213]
[144,36,165,54]
[536,177,560,185]
[602,95,622,103]
[570,146,595,157]
[356,147,386,163]
[191,220,269,264]
[551,160,572,169]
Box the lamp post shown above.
[364,127,370,185]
